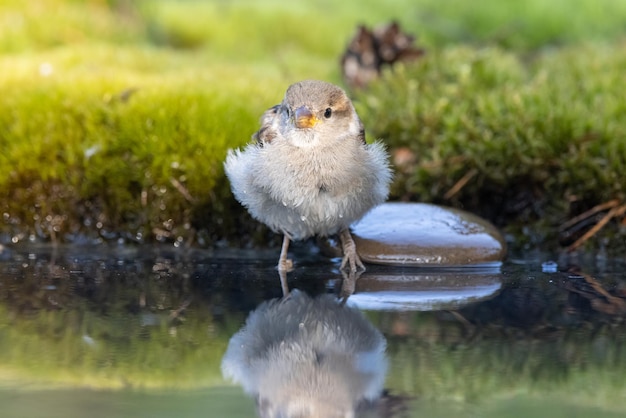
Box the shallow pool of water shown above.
[0,243,625,417]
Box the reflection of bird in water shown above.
[221,289,387,418]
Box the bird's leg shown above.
[278,234,294,272]
[278,269,290,297]
[339,228,365,273]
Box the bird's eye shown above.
[324,108,332,118]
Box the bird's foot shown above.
[340,252,365,273]
[339,229,366,273]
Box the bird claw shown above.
[339,229,365,273]
[340,252,365,273]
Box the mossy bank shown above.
[1,0,625,251]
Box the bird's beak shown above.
[294,106,318,129]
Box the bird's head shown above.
[280,80,364,147]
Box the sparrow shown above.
[224,80,392,272]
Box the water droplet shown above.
[84,145,100,158]
[282,201,287,207]
[541,261,558,273]
[300,215,307,222]
[339,213,344,218]
[82,335,96,347]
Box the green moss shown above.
[354,44,626,247]
[1,0,626,247]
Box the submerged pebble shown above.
[352,202,506,266]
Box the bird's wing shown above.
[253,104,280,146]
[357,121,367,145]
[357,128,366,144]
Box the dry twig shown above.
[578,271,626,315]
[444,168,478,199]
[567,202,626,252]
[559,199,619,231]
[170,178,195,203]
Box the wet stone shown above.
[352,202,506,267]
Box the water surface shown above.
[1,244,625,417]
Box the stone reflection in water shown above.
[345,269,502,311]
[221,287,387,418]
